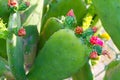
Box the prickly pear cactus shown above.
[104,60,120,80]
[39,17,64,49]
[0,39,7,58]
[27,29,87,80]
[0,0,10,23]
[42,0,87,28]
[7,12,26,80]
[72,62,93,80]
[0,56,9,76]
[0,56,14,80]
[21,0,44,33]
[1,0,120,80]
[93,0,120,50]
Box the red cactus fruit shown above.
[90,51,98,59]
[66,9,75,17]
[18,28,26,36]
[74,26,83,34]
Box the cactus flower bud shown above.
[66,9,75,17]
[90,36,104,46]
[74,26,83,34]
[90,36,98,45]
[25,1,30,7]
[90,51,98,59]
[92,26,97,33]
[96,38,104,46]
[18,28,26,36]
[8,0,17,7]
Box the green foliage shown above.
[0,39,7,59]
[27,29,87,80]
[21,0,44,33]
[1,0,120,79]
[0,0,10,23]
[42,0,87,29]
[0,56,8,76]
[7,12,26,80]
[72,62,93,80]
[93,0,120,50]
[104,60,120,80]
[39,17,63,49]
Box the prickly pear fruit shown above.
[72,62,93,80]
[7,12,26,80]
[27,29,88,80]
[92,0,120,50]
[104,60,120,80]
[39,17,63,49]
[42,0,87,28]
[18,27,26,37]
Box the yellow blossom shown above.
[100,32,110,40]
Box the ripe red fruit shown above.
[75,26,83,34]
[90,51,98,59]
[8,0,17,7]
[90,36,98,45]
[92,27,97,33]
[25,1,30,7]
[18,28,26,37]
[66,9,75,17]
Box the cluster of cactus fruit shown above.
[0,0,120,80]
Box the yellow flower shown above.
[100,32,110,40]
[82,13,93,30]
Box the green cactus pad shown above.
[7,12,26,80]
[72,62,93,80]
[39,17,63,49]
[27,29,88,80]
[93,0,120,50]
[0,0,10,23]
[104,60,120,80]
[42,0,87,28]
[0,56,8,76]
